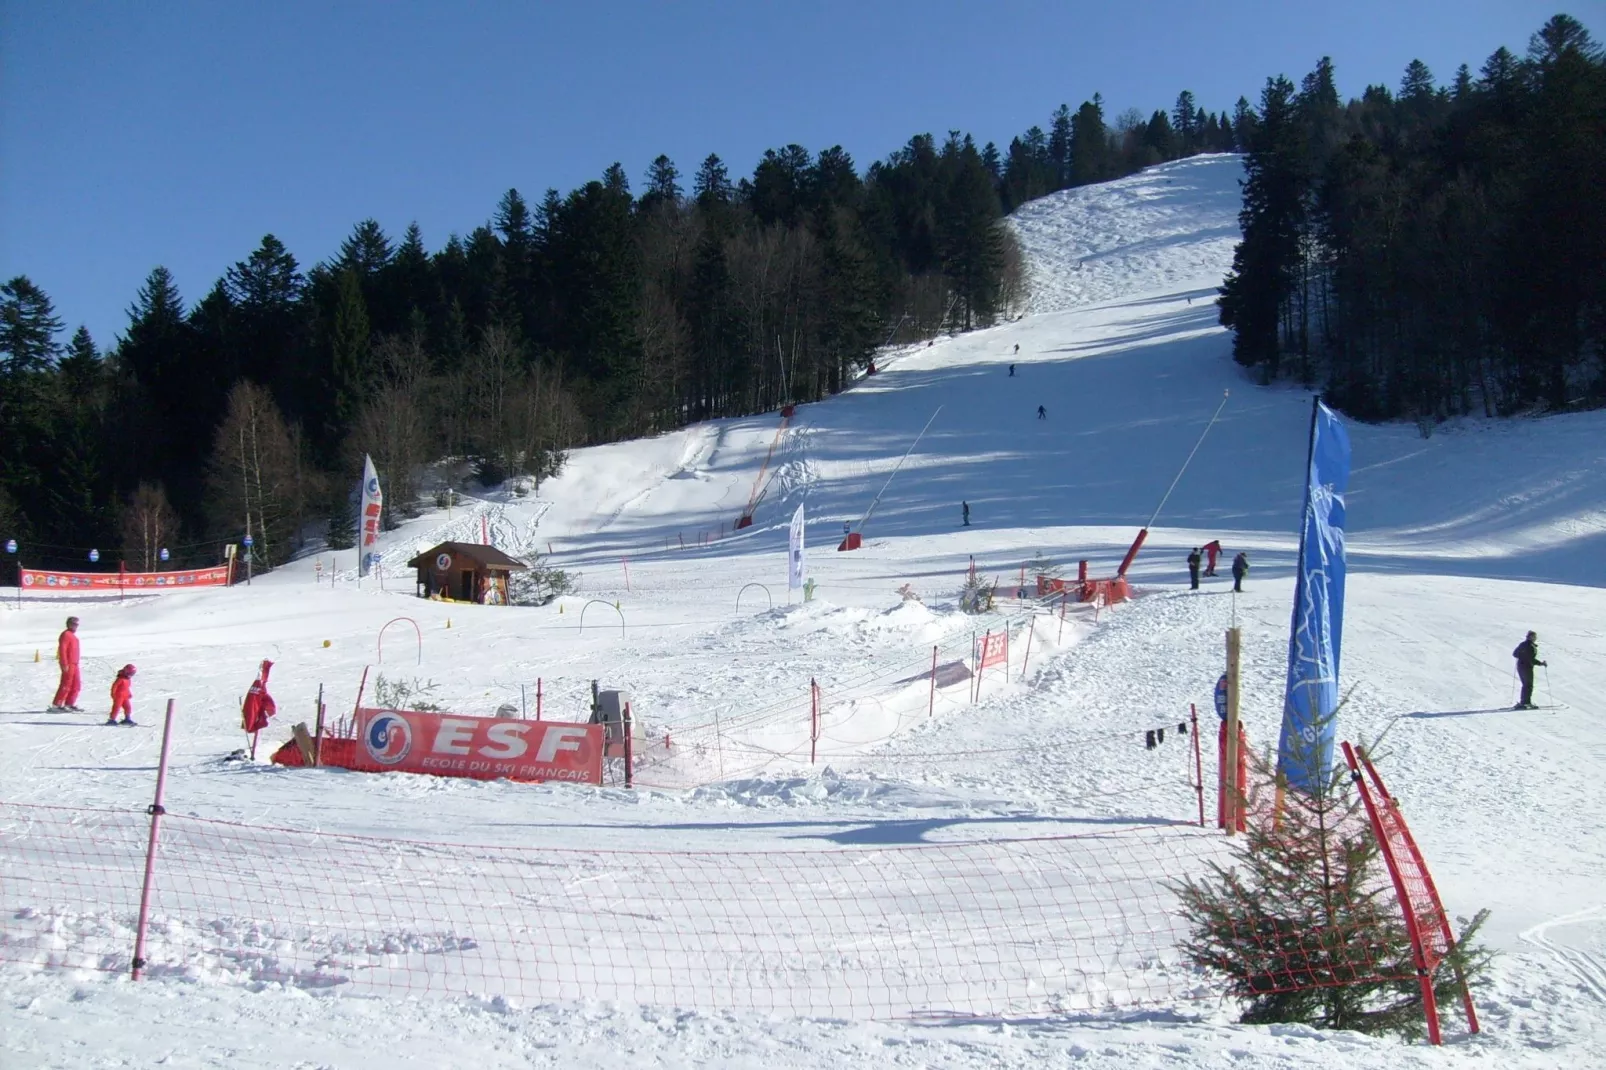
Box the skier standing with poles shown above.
[1512,631,1547,710]
[1231,551,1249,593]
[1187,548,1201,590]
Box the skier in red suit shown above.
[1203,540,1222,577]
[108,664,136,725]
[50,616,82,711]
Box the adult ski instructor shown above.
[1512,631,1548,710]
[49,616,82,712]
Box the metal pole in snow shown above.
[131,698,177,980]
[536,677,543,721]
[928,646,937,719]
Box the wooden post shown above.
[1224,627,1242,836]
[291,722,317,766]
[622,702,634,788]
[313,683,326,767]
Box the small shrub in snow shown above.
[372,674,446,712]
[508,551,578,606]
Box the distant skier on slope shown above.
[49,616,82,712]
[107,664,136,725]
[1187,548,1202,590]
[1512,631,1547,710]
[1037,405,1047,420]
[1231,551,1249,593]
[962,501,971,527]
[1203,540,1222,576]
[1009,364,1015,377]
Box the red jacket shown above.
[57,629,79,668]
[111,673,133,704]
[241,660,277,733]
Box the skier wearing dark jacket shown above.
[1231,552,1249,593]
[1513,631,1547,709]
[1187,548,1201,590]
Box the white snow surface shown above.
[4,153,1605,1067]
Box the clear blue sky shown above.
[0,1,1579,348]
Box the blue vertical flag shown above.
[1277,400,1351,794]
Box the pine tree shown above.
[640,154,683,214]
[327,268,372,445]
[1175,768,1491,1038]
[1173,90,1198,155]
[0,275,64,375]
[1048,104,1074,188]
[693,154,734,209]
[1070,95,1109,185]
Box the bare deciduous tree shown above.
[119,482,181,571]
[207,381,301,568]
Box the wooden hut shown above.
[406,542,527,604]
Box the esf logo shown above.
[367,476,381,496]
[364,713,413,765]
[421,719,592,763]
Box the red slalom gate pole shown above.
[1190,704,1205,827]
[1057,592,1067,644]
[1022,616,1036,677]
[131,698,177,980]
[927,646,937,719]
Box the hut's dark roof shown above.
[406,541,528,571]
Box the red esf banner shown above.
[21,565,231,591]
[352,707,604,785]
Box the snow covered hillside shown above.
[4,153,1605,1069]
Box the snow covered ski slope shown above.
[3,153,1605,1068]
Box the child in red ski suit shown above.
[108,664,136,724]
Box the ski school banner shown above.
[1277,400,1351,794]
[352,707,604,785]
[358,454,383,577]
[21,565,231,591]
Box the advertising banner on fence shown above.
[352,707,604,784]
[977,631,1007,669]
[21,565,231,591]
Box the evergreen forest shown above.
[2,13,1599,571]
[1220,14,1605,425]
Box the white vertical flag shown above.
[788,504,806,591]
[359,454,383,577]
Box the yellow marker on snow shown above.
[34,649,40,663]
[322,639,331,648]
[446,618,452,629]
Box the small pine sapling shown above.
[1173,751,1491,1039]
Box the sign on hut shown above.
[406,541,528,605]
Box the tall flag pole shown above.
[788,505,806,597]
[358,455,383,581]
[1277,398,1351,795]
